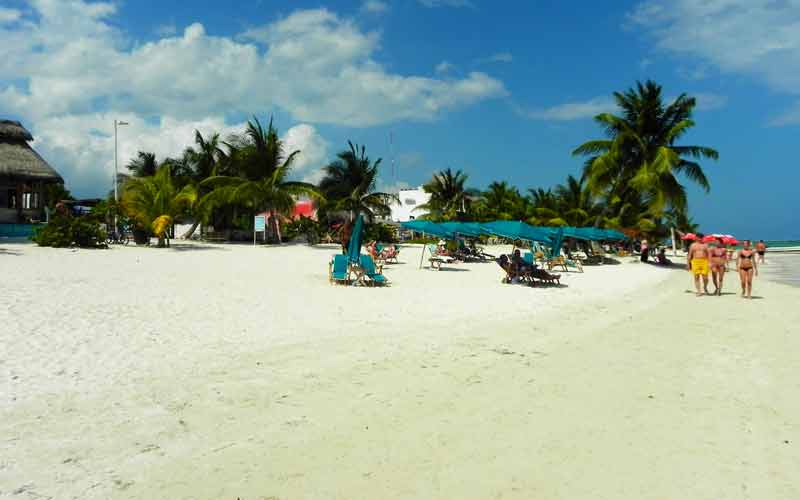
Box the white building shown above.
[389,187,430,222]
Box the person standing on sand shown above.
[709,237,728,296]
[640,238,649,263]
[756,240,767,264]
[737,240,759,299]
[687,233,711,296]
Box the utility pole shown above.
[113,119,129,232]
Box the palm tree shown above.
[126,151,158,177]
[418,168,469,221]
[121,165,197,247]
[179,131,227,239]
[573,80,718,226]
[528,187,563,226]
[553,175,600,226]
[318,141,396,223]
[482,181,526,220]
[201,117,319,242]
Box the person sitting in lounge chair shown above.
[511,249,534,275]
[655,247,672,266]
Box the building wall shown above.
[389,187,430,222]
[0,181,48,223]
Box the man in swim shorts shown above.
[687,233,711,296]
[755,240,767,264]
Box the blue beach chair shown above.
[329,254,350,285]
[358,254,389,286]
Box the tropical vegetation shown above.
[97,80,714,247]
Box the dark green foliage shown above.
[318,141,396,222]
[32,214,107,248]
[364,222,397,243]
[283,216,322,244]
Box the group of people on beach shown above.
[686,236,767,298]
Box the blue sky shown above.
[2,0,798,239]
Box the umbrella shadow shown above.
[0,248,22,255]
[168,244,230,252]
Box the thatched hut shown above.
[0,120,63,224]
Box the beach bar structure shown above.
[0,119,63,226]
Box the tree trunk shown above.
[181,220,200,239]
[269,211,282,244]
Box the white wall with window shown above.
[388,187,430,222]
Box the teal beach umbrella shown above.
[479,220,554,243]
[347,215,365,265]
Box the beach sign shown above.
[254,215,267,245]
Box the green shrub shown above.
[283,216,322,244]
[32,215,107,248]
[364,222,397,243]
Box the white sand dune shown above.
[2,241,798,499]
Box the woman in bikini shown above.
[737,240,758,299]
[709,237,728,295]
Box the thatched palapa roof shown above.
[0,119,63,183]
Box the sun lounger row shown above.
[329,254,389,286]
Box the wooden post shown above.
[671,227,677,257]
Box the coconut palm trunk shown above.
[181,220,200,239]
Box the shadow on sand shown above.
[167,243,230,252]
[0,248,22,256]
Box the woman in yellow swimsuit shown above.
[737,240,758,299]
[709,237,728,295]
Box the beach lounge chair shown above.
[358,254,389,286]
[380,244,400,263]
[497,254,538,286]
[427,244,456,270]
[329,254,350,285]
[521,252,562,285]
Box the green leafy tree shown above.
[573,80,718,227]
[201,117,319,242]
[126,151,158,177]
[122,166,197,247]
[179,131,228,239]
[319,141,396,222]
[481,181,528,220]
[552,175,601,226]
[528,187,563,226]
[418,168,470,221]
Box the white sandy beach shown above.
[2,241,799,499]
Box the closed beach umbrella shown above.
[347,215,365,265]
[479,220,554,243]
[548,226,565,258]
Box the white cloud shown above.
[769,102,800,126]
[29,114,243,196]
[692,92,728,111]
[519,97,615,121]
[30,113,328,197]
[435,61,454,74]
[418,0,473,7]
[154,23,177,36]
[362,0,389,14]
[281,124,330,181]
[1,4,506,126]
[0,1,507,195]
[0,7,22,24]
[476,52,513,64]
[639,57,653,69]
[629,0,800,95]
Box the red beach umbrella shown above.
[701,235,717,243]
[681,233,697,241]
[723,237,739,246]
